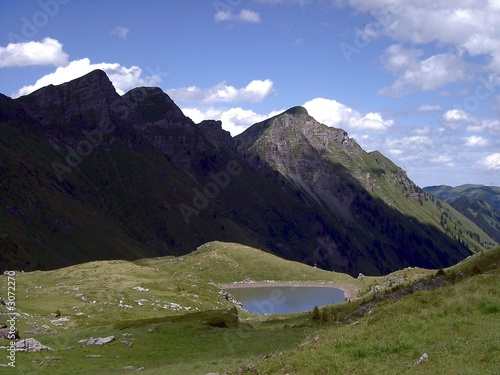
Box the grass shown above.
[0,242,498,374]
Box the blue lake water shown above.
[226,286,345,315]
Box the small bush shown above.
[311,306,320,320]
[436,268,446,277]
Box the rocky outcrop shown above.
[198,120,234,149]
[14,338,53,352]
[85,336,115,345]
[17,69,122,129]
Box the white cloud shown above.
[214,9,261,23]
[111,26,130,39]
[379,45,469,96]
[430,154,455,167]
[476,153,500,170]
[417,104,441,112]
[464,135,490,147]
[442,109,471,123]
[466,119,500,134]
[13,58,162,97]
[168,79,274,104]
[344,1,500,96]
[303,97,394,132]
[182,106,280,136]
[0,38,68,68]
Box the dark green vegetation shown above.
[1,70,495,276]
[424,184,500,244]
[0,242,498,374]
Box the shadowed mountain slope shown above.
[0,71,494,275]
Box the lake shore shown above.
[218,280,359,301]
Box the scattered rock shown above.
[121,365,135,370]
[86,354,102,358]
[51,317,70,326]
[415,353,429,365]
[119,339,133,347]
[75,293,87,302]
[86,336,115,345]
[24,329,47,335]
[219,291,243,308]
[15,338,53,352]
[0,327,19,339]
[238,364,255,374]
[132,286,149,292]
[44,356,62,361]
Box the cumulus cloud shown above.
[13,58,162,97]
[379,45,469,96]
[214,9,261,23]
[303,97,394,132]
[343,1,500,95]
[476,153,500,170]
[464,135,490,147]
[442,109,472,123]
[111,26,130,39]
[0,38,68,68]
[182,106,280,136]
[168,79,274,104]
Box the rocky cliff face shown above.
[0,70,482,275]
[17,70,121,129]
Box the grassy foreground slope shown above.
[243,246,500,375]
[0,242,498,374]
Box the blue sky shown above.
[0,0,499,187]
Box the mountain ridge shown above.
[424,184,500,243]
[0,70,495,275]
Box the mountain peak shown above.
[16,69,120,127]
[57,69,117,96]
[283,106,309,116]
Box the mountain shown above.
[424,184,500,243]
[0,70,494,275]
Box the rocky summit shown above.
[0,70,494,275]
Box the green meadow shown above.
[0,242,498,374]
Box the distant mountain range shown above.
[0,70,496,275]
[424,185,500,243]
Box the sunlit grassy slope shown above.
[0,242,498,374]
